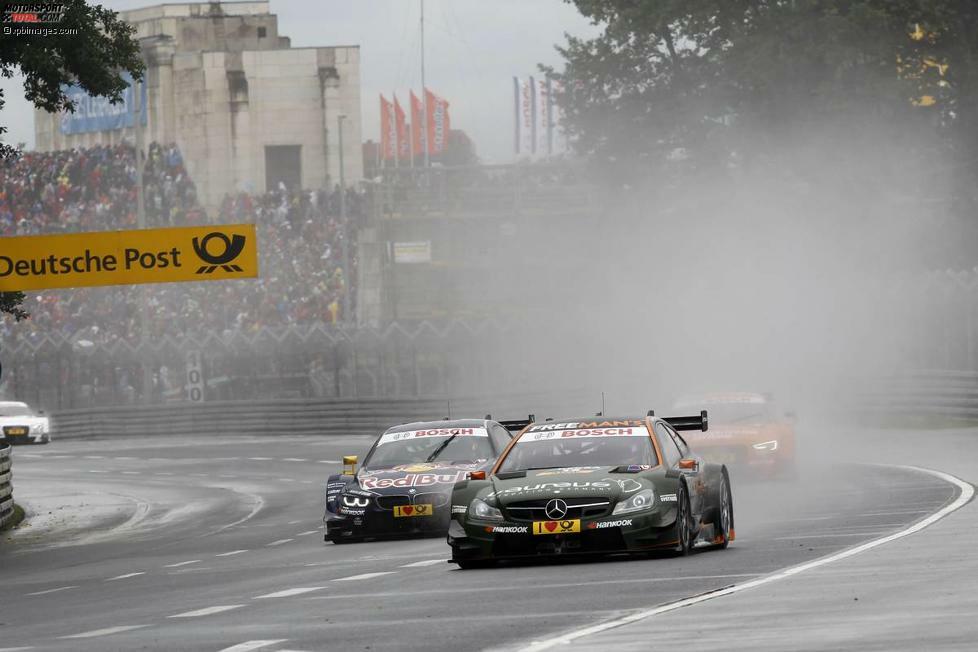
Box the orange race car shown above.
[671,392,796,478]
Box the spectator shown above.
[0,142,362,344]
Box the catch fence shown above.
[0,321,523,410]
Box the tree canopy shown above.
[549,0,978,205]
[1,0,144,320]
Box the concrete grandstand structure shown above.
[33,1,362,209]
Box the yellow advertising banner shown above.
[0,224,258,291]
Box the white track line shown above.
[0,646,35,651]
[400,559,445,568]
[333,572,396,582]
[296,530,319,536]
[218,641,288,652]
[216,549,249,557]
[26,585,77,596]
[105,572,145,581]
[520,464,974,652]
[169,605,244,618]
[165,560,202,568]
[254,587,326,599]
[59,625,150,639]
[266,538,293,547]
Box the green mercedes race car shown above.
[447,413,734,568]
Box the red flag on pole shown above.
[425,88,451,156]
[380,94,396,161]
[410,91,425,158]
[394,95,410,164]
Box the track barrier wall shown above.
[46,391,591,440]
[862,369,978,419]
[0,442,13,529]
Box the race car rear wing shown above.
[497,414,536,433]
[663,410,709,432]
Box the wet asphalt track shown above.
[0,433,959,652]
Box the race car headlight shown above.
[752,440,778,451]
[469,498,503,520]
[342,494,370,508]
[612,489,655,515]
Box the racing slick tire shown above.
[673,481,693,557]
[712,472,733,550]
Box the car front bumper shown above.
[325,506,452,541]
[448,508,680,562]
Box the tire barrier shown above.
[862,370,978,418]
[0,442,13,529]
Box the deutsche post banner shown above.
[0,224,258,291]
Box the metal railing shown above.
[0,443,13,529]
[369,163,599,221]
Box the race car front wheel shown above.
[674,482,693,557]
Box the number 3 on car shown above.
[532,519,580,535]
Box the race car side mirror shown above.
[678,459,698,472]
[343,455,358,475]
[469,471,486,480]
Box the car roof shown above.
[385,418,490,434]
[0,401,30,409]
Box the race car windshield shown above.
[0,405,33,417]
[363,428,494,470]
[498,429,658,473]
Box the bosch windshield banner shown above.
[0,224,258,291]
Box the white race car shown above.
[0,401,51,445]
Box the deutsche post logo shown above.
[192,232,246,274]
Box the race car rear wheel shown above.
[713,474,732,550]
[674,482,693,557]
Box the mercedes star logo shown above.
[545,498,568,520]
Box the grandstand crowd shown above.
[0,142,360,344]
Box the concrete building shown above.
[34,1,362,209]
